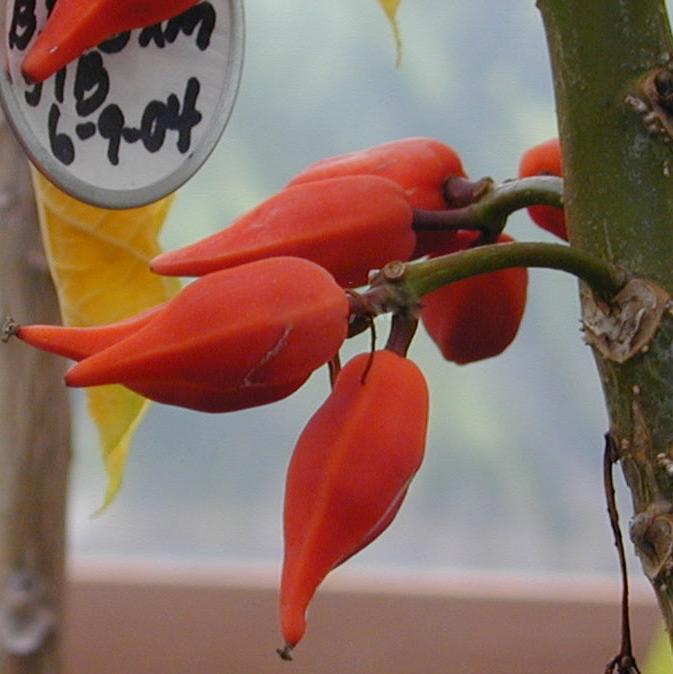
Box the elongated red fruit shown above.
[288,137,465,210]
[287,137,467,259]
[17,303,165,361]
[17,306,308,411]
[518,138,566,240]
[421,233,528,364]
[21,0,200,83]
[279,350,429,653]
[60,257,349,412]
[151,175,416,287]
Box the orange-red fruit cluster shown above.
[20,257,349,412]
[151,137,466,286]
[518,138,567,240]
[421,233,528,364]
[15,136,534,657]
[280,350,429,651]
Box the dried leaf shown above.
[32,171,180,510]
[377,0,403,66]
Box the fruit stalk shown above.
[412,175,563,239]
[393,241,625,299]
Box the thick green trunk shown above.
[539,0,673,646]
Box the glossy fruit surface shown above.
[62,257,349,412]
[421,233,528,364]
[288,137,465,210]
[21,0,200,83]
[123,374,310,413]
[151,175,416,287]
[280,350,429,650]
[287,137,467,259]
[518,138,567,240]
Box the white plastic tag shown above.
[0,0,244,208]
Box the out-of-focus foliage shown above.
[33,172,180,509]
[643,628,672,674]
[377,0,403,65]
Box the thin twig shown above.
[603,433,641,674]
[328,352,341,389]
[360,317,377,385]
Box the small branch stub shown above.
[630,503,673,584]
[365,261,423,317]
[1,316,19,343]
[581,278,671,363]
[0,571,56,656]
[626,65,673,145]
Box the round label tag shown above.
[0,0,244,208]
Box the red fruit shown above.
[518,138,567,240]
[288,137,465,210]
[280,350,429,652]
[421,233,528,364]
[17,303,165,361]
[122,374,310,413]
[151,175,416,288]
[287,137,467,259]
[21,0,200,83]
[18,305,308,411]
[56,257,349,412]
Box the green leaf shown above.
[32,171,180,510]
[377,0,403,66]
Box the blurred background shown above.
[69,0,630,576]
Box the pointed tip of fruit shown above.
[148,252,179,276]
[64,357,112,388]
[21,45,57,85]
[150,249,213,277]
[279,600,307,654]
[149,249,198,277]
[63,365,84,388]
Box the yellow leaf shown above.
[377,0,403,67]
[32,170,180,510]
[644,626,673,674]
[89,386,150,514]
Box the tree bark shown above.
[538,0,673,648]
[0,117,70,672]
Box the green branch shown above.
[348,242,625,328]
[403,241,624,298]
[413,176,563,236]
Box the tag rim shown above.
[0,0,245,210]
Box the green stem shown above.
[403,241,624,298]
[539,0,673,652]
[413,176,563,235]
[477,176,563,217]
